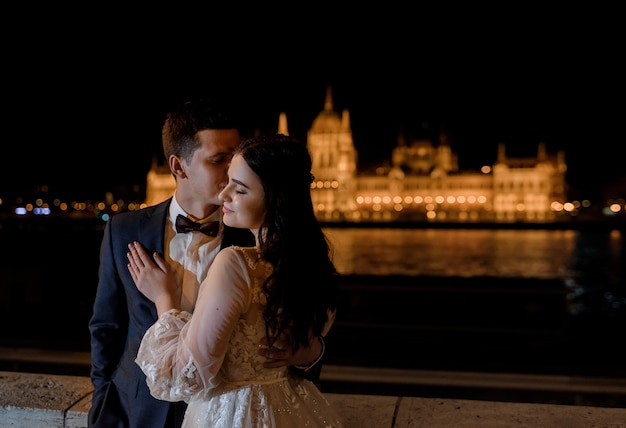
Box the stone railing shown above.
[1,371,625,428]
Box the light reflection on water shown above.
[324,228,580,278]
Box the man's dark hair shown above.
[162,98,240,162]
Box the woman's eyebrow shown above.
[232,178,250,189]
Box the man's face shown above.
[179,129,241,208]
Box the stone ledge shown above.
[1,371,625,427]
[0,371,92,428]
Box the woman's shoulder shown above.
[219,245,260,260]
[219,246,267,272]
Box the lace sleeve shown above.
[135,309,202,401]
[135,248,250,402]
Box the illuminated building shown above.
[145,158,175,207]
[145,87,568,224]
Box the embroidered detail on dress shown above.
[232,247,272,305]
[232,246,262,269]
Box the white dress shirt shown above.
[165,194,223,312]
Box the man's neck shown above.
[173,192,220,222]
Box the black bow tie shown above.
[175,215,220,236]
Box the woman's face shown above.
[219,154,266,231]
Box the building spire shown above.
[324,84,334,111]
[498,143,507,163]
[278,112,289,135]
[537,141,546,161]
[341,109,351,131]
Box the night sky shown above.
[3,8,623,203]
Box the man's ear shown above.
[169,155,187,180]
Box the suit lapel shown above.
[138,199,171,256]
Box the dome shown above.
[310,84,342,133]
[311,109,342,133]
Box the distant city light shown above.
[33,207,51,215]
[563,203,575,212]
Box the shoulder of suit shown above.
[109,202,164,227]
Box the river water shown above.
[318,227,626,384]
[324,227,626,318]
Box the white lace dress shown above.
[135,246,343,428]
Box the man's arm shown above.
[258,334,326,382]
[290,335,325,381]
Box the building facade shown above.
[145,87,569,224]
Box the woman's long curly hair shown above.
[234,133,339,350]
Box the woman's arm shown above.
[133,247,249,400]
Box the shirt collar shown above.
[169,193,222,225]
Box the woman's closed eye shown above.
[230,178,250,194]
